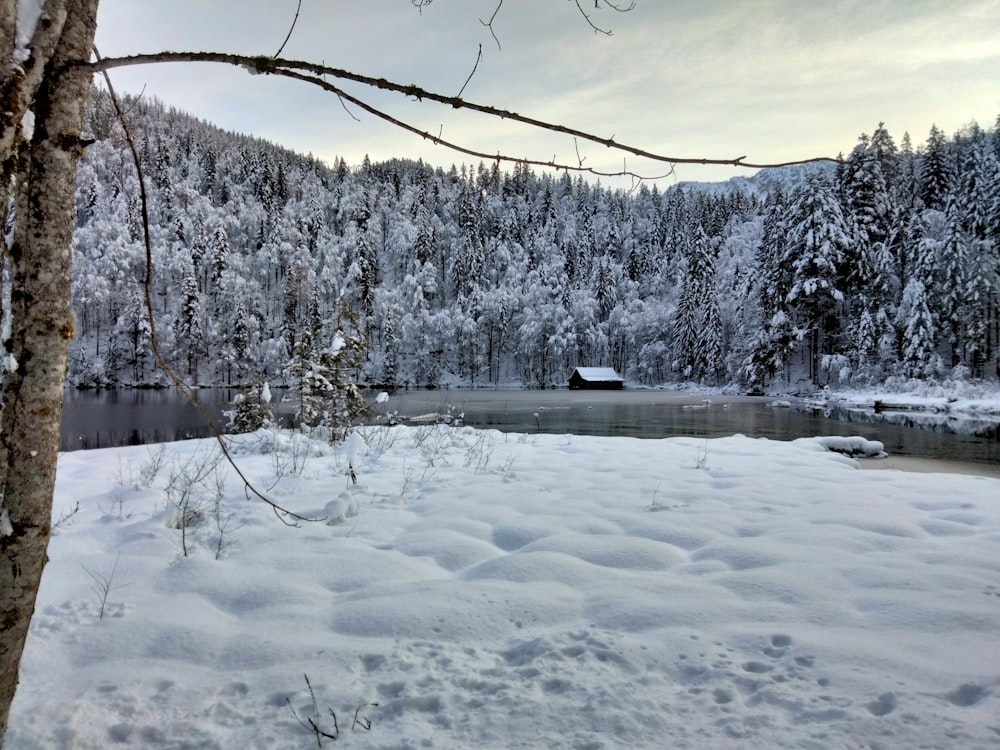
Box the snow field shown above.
[7,425,1000,749]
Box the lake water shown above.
[61,388,241,451]
[60,388,1000,470]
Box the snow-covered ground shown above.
[7,422,1000,749]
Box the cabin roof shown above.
[571,367,623,382]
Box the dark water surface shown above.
[60,388,1000,469]
[61,388,239,451]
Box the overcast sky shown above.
[93,1,1000,186]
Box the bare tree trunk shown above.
[0,0,98,739]
[0,0,23,193]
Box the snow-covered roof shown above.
[572,367,623,381]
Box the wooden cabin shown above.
[568,367,624,390]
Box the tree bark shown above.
[0,0,98,739]
[1,0,71,192]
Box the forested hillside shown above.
[68,90,999,391]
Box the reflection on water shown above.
[815,403,1000,439]
[378,390,998,466]
[789,403,999,466]
[61,388,235,451]
[60,388,999,468]
[60,387,301,451]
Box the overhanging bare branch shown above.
[84,50,837,177]
[271,66,672,182]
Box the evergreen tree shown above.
[285,305,366,440]
[784,173,850,382]
[896,131,919,211]
[381,306,400,386]
[210,226,230,288]
[839,138,896,300]
[190,215,209,291]
[673,253,700,379]
[869,121,899,190]
[592,254,618,320]
[225,299,255,384]
[938,197,970,366]
[919,124,950,211]
[897,279,939,378]
[755,189,792,313]
[739,309,799,390]
[109,286,153,383]
[699,290,726,384]
[175,271,204,378]
[285,325,322,428]
[850,302,880,379]
[225,375,275,433]
[354,222,378,322]
[953,134,1000,373]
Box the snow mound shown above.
[322,492,359,525]
[812,435,887,458]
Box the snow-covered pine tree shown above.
[897,278,939,378]
[175,271,204,379]
[784,172,850,383]
[919,124,951,212]
[672,251,700,379]
[285,302,366,440]
[938,196,971,367]
[700,289,726,384]
[109,286,154,383]
[225,375,275,433]
[210,226,230,288]
[953,133,1000,374]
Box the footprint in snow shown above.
[866,691,898,716]
[946,683,989,707]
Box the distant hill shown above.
[68,89,999,395]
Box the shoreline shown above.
[861,454,1000,480]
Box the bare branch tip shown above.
[479,0,503,51]
[272,0,302,59]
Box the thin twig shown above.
[352,702,378,731]
[573,0,636,35]
[456,43,481,99]
[51,501,80,531]
[320,56,361,122]
[480,0,503,51]
[335,92,361,121]
[287,674,339,746]
[273,0,303,58]
[82,552,131,621]
[116,83,147,117]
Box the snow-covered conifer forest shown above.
[69,90,1000,391]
